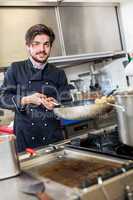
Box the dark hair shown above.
[25,24,55,46]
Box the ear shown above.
[26,44,30,51]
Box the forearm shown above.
[21,96,33,106]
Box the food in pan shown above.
[95,95,115,104]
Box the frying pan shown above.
[53,100,111,120]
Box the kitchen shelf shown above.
[48,51,126,68]
[0,51,126,72]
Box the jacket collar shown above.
[27,59,48,81]
[29,57,47,70]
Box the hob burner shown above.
[70,125,133,160]
[116,144,133,157]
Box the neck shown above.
[30,57,47,69]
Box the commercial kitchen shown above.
[1,0,133,200]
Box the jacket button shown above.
[46,109,48,112]
[29,81,31,84]
[45,82,49,85]
[32,136,35,140]
[32,123,34,125]
[43,137,45,140]
[30,109,33,112]
[44,123,47,127]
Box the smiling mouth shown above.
[36,50,46,54]
[38,53,47,57]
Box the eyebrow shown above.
[32,41,50,44]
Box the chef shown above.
[0,24,70,152]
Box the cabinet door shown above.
[59,5,122,55]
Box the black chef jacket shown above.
[0,59,70,152]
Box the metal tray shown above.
[21,148,128,184]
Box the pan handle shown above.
[107,89,117,97]
[52,101,62,108]
[107,102,125,112]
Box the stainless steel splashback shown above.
[0,6,62,67]
[59,4,122,55]
[0,2,124,67]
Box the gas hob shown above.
[70,125,133,160]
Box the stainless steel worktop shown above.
[0,174,37,200]
[0,144,70,200]
[1,144,133,200]
[0,145,57,200]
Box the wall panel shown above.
[59,5,122,55]
[0,7,62,67]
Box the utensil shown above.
[53,100,112,120]
[115,94,133,147]
[106,102,125,112]
[0,133,21,179]
[106,89,117,97]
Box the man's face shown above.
[27,34,51,64]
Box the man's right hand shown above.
[21,93,47,106]
[21,93,57,110]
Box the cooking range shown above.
[22,146,133,200]
[21,125,133,200]
[70,125,133,160]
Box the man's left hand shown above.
[41,97,57,110]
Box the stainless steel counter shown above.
[1,145,133,200]
[0,145,58,200]
[0,174,37,200]
[0,144,72,200]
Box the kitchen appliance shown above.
[78,70,101,91]
[0,133,21,179]
[61,110,117,139]
[70,73,101,101]
[21,143,133,200]
[70,79,84,91]
[19,94,133,200]
[62,119,94,139]
[69,125,133,160]
[115,94,133,147]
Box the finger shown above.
[41,99,54,110]
[40,94,47,99]
[47,97,56,101]
[36,93,47,99]
[40,99,49,108]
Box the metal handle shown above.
[107,102,125,112]
[125,185,133,200]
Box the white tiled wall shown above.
[64,63,91,82]
[64,58,128,93]
[99,58,128,93]
[64,63,92,90]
